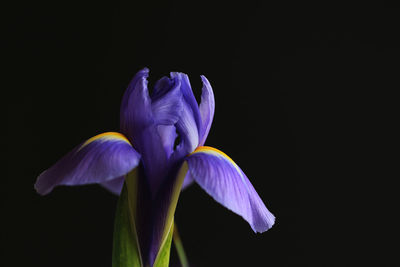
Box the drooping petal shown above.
[100,176,125,195]
[181,172,194,190]
[198,75,215,146]
[34,132,141,195]
[186,146,275,233]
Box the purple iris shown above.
[35,68,275,266]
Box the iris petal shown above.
[152,76,175,101]
[101,176,125,195]
[120,68,153,141]
[34,132,140,195]
[119,69,169,194]
[175,100,200,154]
[151,77,183,125]
[181,172,194,190]
[198,75,215,146]
[180,75,214,189]
[170,72,201,131]
[169,72,202,156]
[186,146,275,233]
[157,125,177,159]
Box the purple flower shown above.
[35,68,275,266]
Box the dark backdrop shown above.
[4,1,398,266]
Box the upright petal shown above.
[170,72,201,131]
[152,76,175,101]
[119,69,169,194]
[179,75,214,189]
[174,100,200,155]
[34,132,141,195]
[120,68,153,142]
[151,76,183,126]
[198,75,215,146]
[157,125,178,159]
[169,72,202,156]
[150,75,184,159]
[186,146,275,233]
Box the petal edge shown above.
[34,132,140,195]
[186,146,275,233]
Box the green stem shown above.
[173,224,189,267]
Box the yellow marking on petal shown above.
[190,146,249,191]
[190,146,237,166]
[80,132,131,149]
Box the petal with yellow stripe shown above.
[186,146,275,233]
[34,132,141,195]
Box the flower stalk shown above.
[173,225,189,267]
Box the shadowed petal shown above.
[101,176,125,195]
[174,100,200,154]
[157,125,178,159]
[198,75,215,146]
[186,146,275,233]
[150,162,188,266]
[34,132,140,195]
[181,172,194,190]
[152,76,176,101]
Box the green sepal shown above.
[153,221,174,267]
[153,162,189,266]
[112,169,143,267]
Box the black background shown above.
[4,1,399,266]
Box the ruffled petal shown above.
[198,75,215,146]
[34,132,140,195]
[186,146,275,233]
